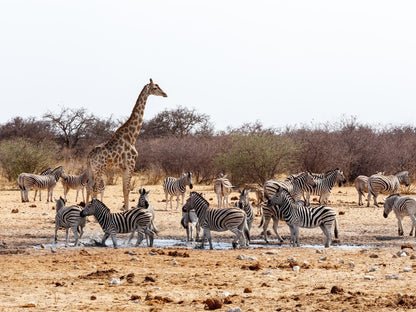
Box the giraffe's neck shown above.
[112,86,150,145]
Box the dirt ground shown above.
[1,179,416,311]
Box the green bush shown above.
[214,134,299,187]
[0,138,59,181]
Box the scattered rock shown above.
[172,260,178,265]
[29,204,36,208]
[262,270,272,275]
[73,265,79,269]
[316,249,324,254]
[237,254,257,261]
[401,244,414,250]
[226,308,242,312]
[318,256,327,263]
[126,273,135,283]
[130,257,139,261]
[241,262,261,271]
[338,211,345,215]
[144,276,155,282]
[79,249,90,256]
[292,266,300,272]
[42,212,48,216]
[410,254,416,260]
[338,258,345,264]
[397,251,408,257]
[265,250,278,255]
[108,278,121,285]
[90,295,97,300]
[348,261,355,269]
[203,297,223,310]
[364,275,375,280]
[11,209,18,213]
[360,249,369,254]
[243,287,252,293]
[330,286,343,294]
[403,267,413,273]
[369,253,379,258]
[367,267,378,272]
[127,250,137,256]
[386,274,402,280]
[20,302,36,308]
[130,294,141,301]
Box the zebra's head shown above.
[397,171,410,187]
[54,196,66,211]
[147,78,168,98]
[51,166,65,181]
[81,199,108,217]
[137,188,150,209]
[186,172,193,189]
[336,169,347,187]
[237,188,251,209]
[383,194,400,218]
[183,192,207,212]
[304,171,317,188]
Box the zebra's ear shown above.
[146,190,150,195]
[238,189,242,194]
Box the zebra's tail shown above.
[334,217,339,239]
[244,219,251,243]
[258,213,264,228]
[17,176,25,191]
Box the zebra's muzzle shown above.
[189,184,193,190]
[383,212,388,218]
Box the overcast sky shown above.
[1,1,415,131]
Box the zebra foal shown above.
[163,172,193,210]
[81,199,154,248]
[367,171,410,207]
[236,188,254,231]
[383,194,416,237]
[54,197,86,246]
[180,204,200,242]
[17,166,64,202]
[214,173,234,208]
[61,169,89,202]
[137,188,159,245]
[183,192,249,250]
[265,186,338,248]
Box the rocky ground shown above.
[1,181,416,311]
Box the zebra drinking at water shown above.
[163,172,193,210]
[214,173,234,208]
[383,194,416,236]
[17,166,64,202]
[54,197,86,247]
[137,188,158,245]
[61,169,89,202]
[80,199,154,248]
[183,192,250,250]
[265,186,339,247]
[236,188,254,231]
[303,168,346,206]
[367,171,410,207]
[260,172,315,243]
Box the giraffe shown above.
[86,79,167,209]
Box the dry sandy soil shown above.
[1,179,416,311]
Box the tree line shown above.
[0,106,415,187]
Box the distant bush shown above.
[0,138,59,181]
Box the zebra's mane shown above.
[385,193,400,199]
[92,199,110,213]
[190,192,209,207]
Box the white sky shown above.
[1,1,415,131]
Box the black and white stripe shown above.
[303,168,346,206]
[54,197,86,246]
[265,186,338,248]
[181,204,200,242]
[367,171,410,207]
[61,169,89,202]
[383,193,416,236]
[17,166,64,202]
[354,175,369,206]
[236,188,254,231]
[32,168,53,202]
[163,172,193,210]
[137,188,159,245]
[214,173,234,208]
[81,199,154,248]
[183,192,249,250]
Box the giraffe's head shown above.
[148,78,168,97]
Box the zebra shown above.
[163,172,193,210]
[303,168,346,206]
[80,199,154,248]
[367,171,410,207]
[354,172,385,206]
[265,186,339,248]
[54,197,86,247]
[32,168,53,202]
[214,173,234,208]
[383,194,416,236]
[260,171,316,243]
[61,169,89,202]
[183,192,250,250]
[136,188,159,245]
[17,166,64,202]
[180,204,200,242]
[236,188,254,231]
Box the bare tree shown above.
[0,117,54,143]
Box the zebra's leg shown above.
[199,229,209,249]
[176,194,181,210]
[101,233,110,247]
[272,216,284,243]
[81,187,85,203]
[409,214,416,236]
[288,225,296,247]
[75,189,79,202]
[54,224,59,244]
[304,193,311,206]
[144,228,154,247]
[397,217,404,236]
[33,190,37,201]
[65,228,70,247]
[230,228,244,249]
[262,215,272,244]
[293,226,300,247]
[71,225,80,247]
[217,194,221,208]
[135,229,145,247]
[195,221,201,241]
[320,224,332,248]
[110,233,118,248]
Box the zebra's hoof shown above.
[232,242,238,249]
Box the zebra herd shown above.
[16,166,415,249]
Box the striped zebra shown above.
[260,172,315,243]
[214,173,234,208]
[183,192,250,250]
[180,204,200,242]
[383,194,416,236]
[354,172,384,206]
[32,168,53,202]
[61,169,89,202]
[80,199,154,248]
[265,186,339,248]
[236,188,254,231]
[54,197,86,246]
[303,168,346,206]
[17,166,64,202]
[367,171,410,207]
[163,172,193,210]
[137,188,159,245]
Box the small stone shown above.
[128,251,137,256]
[109,278,121,285]
[410,254,416,260]
[397,251,408,257]
[11,209,19,214]
[292,266,300,272]
[364,275,375,280]
[42,212,49,216]
[237,254,258,261]
[316,249,324,254]
[348,261,355,269]
[287,257,296,262]
[360,249,369,254]
[403,267,413,273]
[243,287,252,293]
[385,274,402,280]
[219,292,231,297]
[369,253,378,258]
[368,267,378,272]
[318,256,327,263]
[226,308,242,312]
[73,265,79,269]
[149,251,157,256]
[130,257,139,261]
[265,250,278,255]
[90,295,97,300]
[262,270,273,275]
[338,258,345,264]
[172,260,178,265]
